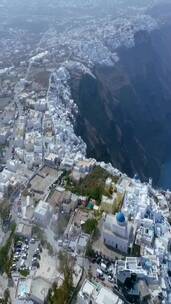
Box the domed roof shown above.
[116,212,125,223]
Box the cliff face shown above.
[71,24,171,184]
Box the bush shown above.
[19,269,30,277]
[46,242,53,256]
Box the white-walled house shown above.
[34,200,52,227]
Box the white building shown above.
[24,152,34,170]
[27,110,42,131]
[35,99,47,112]
[122,182,149,223]
[62,192,78,214]
[34,200,52,227]
[30,277,51,304]
[6,159,19,173]
[135,224,154,247]
[103,212,133,254]
[77,279,123,304]
[15,147,25,162]
[0,169,12,194]
[44,153,59,167]
[60,157,75,171]
[34,152,42,166]
[75,158,96,174]
[25,132,35,152]
[95,287,123,304]
[0,127,10,144]
[77,280,95,304]
[105,177,113,191]
[77,233,89,254]
[72,158,96,181]
[0,179,9,194]
[116,257,159,285]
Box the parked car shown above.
[101,262,107,272]
[15,244,22,250]
[22,254,27,260]
[11,265,17,272]
[33,253,41,260]
[96,257,101,264]
[25,239,29,245]
[30,238,35,244]
[13,256,19,262]
[32,261,40,268]
[113,285,119,291]
[20,259,25,268]
[15,248,22,254]
[14,253,21,259]
[91,258,96,264]
[99,276,105,281]
[108,276,114,283]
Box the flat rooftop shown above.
[30,166,59,197]
[96,287,121,304]
[30,277,51,303]
[73,209,92,226]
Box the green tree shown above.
[48,253,74,304]
[86,241,95,258]
[0,224,16,275]
[4,289,10,304]
[82,218,98,235]
[0,288,11,304]
[0,201,10,222]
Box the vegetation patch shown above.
[0,223,16,275]
[112,193,125,215]
[0,200,11,223]
[66,166,118,205]
[132,243,141,257]
[0,289,10,304]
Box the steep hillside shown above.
[71,24,171,184]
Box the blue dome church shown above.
[116,212,125,224]
[103,211,133,254]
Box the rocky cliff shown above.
[71,23,171,184]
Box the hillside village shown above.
[0,0,171,303]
